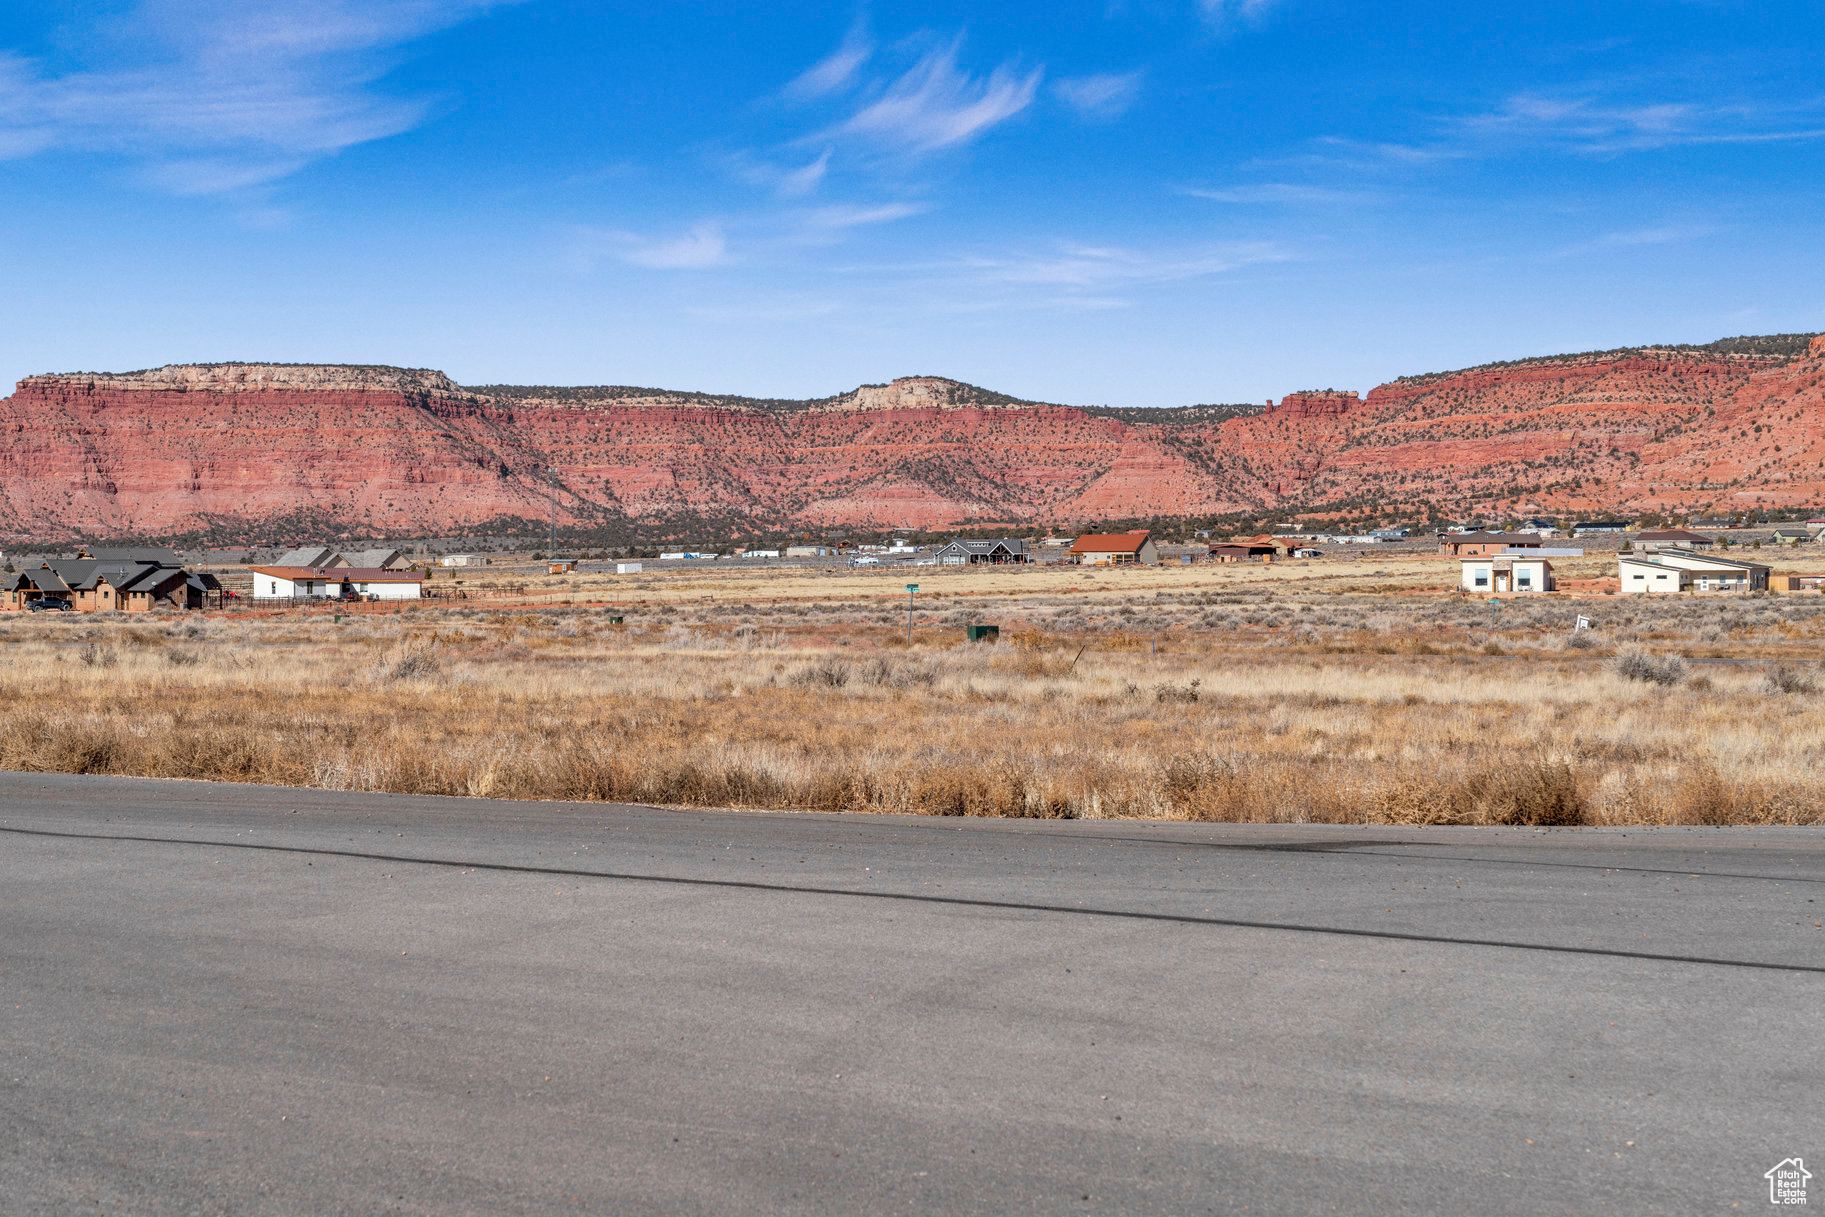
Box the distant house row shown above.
[3,547,221,612]
[927,533,1165,567]
[1456,545,1785,595]
[1441,528,1736,557]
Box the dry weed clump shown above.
[377,641,444,682]
[1755,665,1819,696]
[1367,760,1585,826]
[1612,647,1688,686]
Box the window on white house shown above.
[1473,571,1489,587]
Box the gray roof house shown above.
[935,539,1030,565]
[273,546,341,568]
[340,548,407,569]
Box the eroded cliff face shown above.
[2,342,1822,540]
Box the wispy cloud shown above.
[1053,72,1142,120]
[613,223,730,270]
[1199,0,1287,29]
[1184,182,1354,204]
[1553,222,1722,258]
[803,202,926,230]
[787,26,872,100]
[776,149,832,196]
[0,0,510,194]
[956,240,1288,289]
[1462,92,1825,154]
[826,41,1042,154]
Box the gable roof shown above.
[20,569,73,595]
[341,547,406,568]
[273,546,338,568]
[1070,531,1151,554]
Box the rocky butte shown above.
[1,333,1821,540]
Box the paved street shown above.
[2,771,1820,1215]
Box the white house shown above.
[615,561,644,574]
[1627,551,1766,594]
[438,554,477,567]
[1459,553,1556,593]
[1618,552,1769,594]
[250,566,425,600]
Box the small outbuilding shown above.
[1209,541,1279,563]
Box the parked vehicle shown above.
[27,597,73,612]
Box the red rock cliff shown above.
[1,339,1821,540]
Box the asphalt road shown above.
[1,773,1820,1216]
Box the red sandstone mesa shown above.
[1,336,1821,539]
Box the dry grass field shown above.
[5,553,1825,824]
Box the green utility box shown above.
[607,615,625,624]
[965,624,1000,642]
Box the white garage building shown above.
[251,565,425,600]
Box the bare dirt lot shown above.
[5,553,1825,824]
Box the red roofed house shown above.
[1067,530,1160,566]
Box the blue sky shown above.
[1,1,1821,406]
